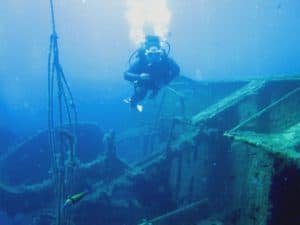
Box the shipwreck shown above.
[0,76,300,225]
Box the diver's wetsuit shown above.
[124,52,180,108]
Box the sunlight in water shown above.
[125,0,171,45]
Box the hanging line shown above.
[48,0,78,225]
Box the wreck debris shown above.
[225,124,300,166]
[227,86,300,134]
[0,123,104,215]
[139,198,209,225]
[192,80,266,125]
[225,86,300,166]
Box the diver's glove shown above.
[139,73,151,80]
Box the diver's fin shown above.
[123,98,131,104]
[136,104,143,112]
[123,98,143,112]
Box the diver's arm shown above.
[124,72,151,83]
[124,57,144,82]
[124,71,140,82]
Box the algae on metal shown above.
[225,122,300,166]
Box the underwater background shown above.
[0,1,300,225]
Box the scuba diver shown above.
[124,35,180,112]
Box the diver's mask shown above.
[145,46,164,64]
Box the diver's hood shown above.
[144,35,161,49]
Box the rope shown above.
[47,1,78,225]
[227,86,300,135]
[49,0,56,35]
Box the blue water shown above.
[0,1,300,224]
[0,0,300,134]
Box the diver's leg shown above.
[149,87,160,99]
[131,85,147,108]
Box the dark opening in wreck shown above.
[269,162,300,225]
